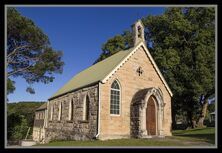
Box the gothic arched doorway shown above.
[130,87,165,138]
[146,96,157,135]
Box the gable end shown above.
[101,42,173,97]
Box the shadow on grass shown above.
[174,133,215,144]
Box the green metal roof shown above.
[36,103,47,111]
[49,47,135,99]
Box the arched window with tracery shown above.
[110,80,121,115]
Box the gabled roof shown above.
[49,46,136,100]
[36,103,47,111]
[101,42,173,97]
[49,42,173,100]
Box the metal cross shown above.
[137,66,143,76]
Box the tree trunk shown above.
[192,120,197,128]
[197,98,208,128]
[172,108,177,130]
[186,110,194,129]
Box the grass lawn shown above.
[36,138,188,147]
[36,127,215,147]
[172,127,215,144]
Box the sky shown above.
[7,6,166,102]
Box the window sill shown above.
[110,114,121,117]
[48,120,62,123]
[78,120,89,123]
[66,120,74,123]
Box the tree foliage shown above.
[208,102,215,114]
[143,7,215,128]
[7,78,15,94]
[94,30,133,64]
[96,7,215,128]
[7,102,45,140]
[7,8,64,94]
[8,114,29,140]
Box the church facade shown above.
[34,20,173,143]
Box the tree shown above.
[7,78,15,94]
[143,8,215,128]
[208,100,215,113]
[8,114,29,140]
[7,8,64,94]
[7,102,44,140]
[94,30,133,64]
[96,7,215,128]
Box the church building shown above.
[33,20,173,143]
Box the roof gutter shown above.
[95,82,101,139]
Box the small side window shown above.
[83,95,90,121]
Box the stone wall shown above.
[99,45,172,140]
[33,109,47,143]
[45,84,98,142]
[33,127,45,142]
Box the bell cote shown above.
[132,20,145,46]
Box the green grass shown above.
[172,127,215,144]
[37,138,185,147]
[36,127,215,147]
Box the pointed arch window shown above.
[110,80,121,115]
[50,103,54,120]
[36,113,39,120]
[68,99,74,121]
[83,95,90,121]
[58,101,62,121]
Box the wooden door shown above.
[146,96,156,135]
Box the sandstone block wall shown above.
[99,46,172,140]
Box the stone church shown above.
[33,20,173,143]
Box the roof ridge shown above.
[49,47,134,99]
[49,42,173,99]
[74,49,130,77]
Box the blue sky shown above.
[8,6,165,102]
